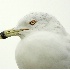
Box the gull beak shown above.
[0,28,29,39]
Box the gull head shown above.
[0,12,67,39]
[0,12,50,39]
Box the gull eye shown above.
[29,20,37,25]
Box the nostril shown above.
[8,31,10,32]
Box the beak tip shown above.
[0,31,7,39]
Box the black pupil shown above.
[29,20,36,25]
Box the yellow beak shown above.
[0,28,29,39]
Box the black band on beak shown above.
[0,31,7,39]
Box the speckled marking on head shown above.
[17,12,67,36]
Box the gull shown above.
[0,12,70,69]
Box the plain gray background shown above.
[0,0,70,69]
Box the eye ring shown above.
[29,20,37,25]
